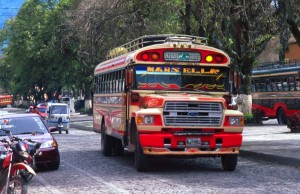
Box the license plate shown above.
[164,51,201,62]
[186,138,201,148]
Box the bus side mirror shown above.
[126,69,133,88]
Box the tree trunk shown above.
[184,0,191,35]
[236,94,252,114]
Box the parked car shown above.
[0,113,60,170]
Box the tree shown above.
[180,0,278,113]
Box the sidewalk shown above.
[70,119,300,167]
[240,120,300,167]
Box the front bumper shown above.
[139,133,242,156]
[35,148,60,164]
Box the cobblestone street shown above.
[27,128,300,194]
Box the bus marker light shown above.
[151,53,159,61]
[205,55,213,63]
[141,53,149,60]
[215,54,224,63]
[137,116,143,124]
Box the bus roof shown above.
[252,60,300,76]
[95,34,230,75]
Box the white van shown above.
[46,103,70,134]
[61,97,70,105]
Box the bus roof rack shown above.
[106,34,208,60]
[254,60,300,71]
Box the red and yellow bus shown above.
[251,60,300,124]
[93,35,244,171]
[0,94,13,108]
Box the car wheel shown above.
[221,154,238,171]
[101,122,113,156]
[277,108,287,125]
[48,156,60,170]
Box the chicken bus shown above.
[251,60,300,125]
[0,94,13,108]
[93,34,244,171]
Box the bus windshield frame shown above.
[134,65,229,92]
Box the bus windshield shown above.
[134,65,229,92]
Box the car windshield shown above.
[0,116,48,136]
[134,65,229,92]
[51,106,67,114]
[37,107,46,113]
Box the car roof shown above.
[0,113,40,119]
[37,106,47,108]
[47,103,68,106]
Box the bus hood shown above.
[140,92,227,108]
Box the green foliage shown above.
[244,109,263,125]
[0,0,296,103]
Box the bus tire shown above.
[135,132,149,172]
[101,121,113,156]
[221,154,238,171]
[114,139,124,156]
[277,108,287,125]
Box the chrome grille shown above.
[164,102,223,126]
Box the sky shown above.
[0,0,25,29]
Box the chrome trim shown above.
[163,102,223,126]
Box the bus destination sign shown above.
[164,51,201,62]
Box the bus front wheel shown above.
[221,154,238,171]
[135,132,149,172]
[277,108,287,125]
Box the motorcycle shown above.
[0,127,36,194]
[57,117,64,134]
[19,139,41,182]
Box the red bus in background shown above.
[251,60,300,124]
[0,94,13,108]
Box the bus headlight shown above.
[137,115,154,125]
[229,117,244,126]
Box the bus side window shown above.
[296,76,300,91]
[283,78,288,91]
[271,79,278,92]
[104,74,107,93]
[255,80,261,92]
[109,73,113,93]
[277,78,283,91]
[288,77,295,91]
[266,79,272,92]
[115,71,120,92]
[251,80,256,92]
[260,80,266,92]
[94,76,98,94]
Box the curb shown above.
[70,123,93,131]
[239,150,300,167]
